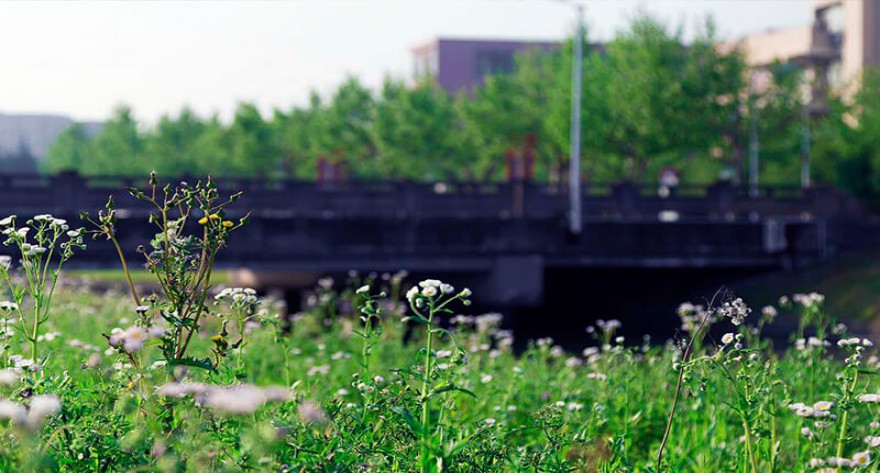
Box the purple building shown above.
[412,38,561,94]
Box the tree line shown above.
[41,14,880,206]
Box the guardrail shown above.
[0,172,867,222]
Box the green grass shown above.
[0,280,878,472]
[63,268,233,285]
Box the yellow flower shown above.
[210,334,228,348]
[209,214,220,221]
[222,221,234,228]
[198,217,208,225]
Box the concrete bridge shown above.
[0,172,875,307]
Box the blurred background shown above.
[2,0,880,343]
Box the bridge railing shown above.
[0,172,866,222]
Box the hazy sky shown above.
[0,0,813,123]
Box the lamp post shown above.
[801,104,811,189]
[569,3,584,234]
[555,0,585,235]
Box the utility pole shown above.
[569,3,584,234]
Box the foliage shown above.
[80,173,249,372]
[0,214,85,366]
[34,10,880,213]
[0,260,879,471]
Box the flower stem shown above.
[420,307,435,473]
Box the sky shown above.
[0,0,814,124]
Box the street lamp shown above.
[555,0,586,235]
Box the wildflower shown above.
[436,350,453,359]
[421,286,438,297]
[405,286,419,303]
[793,292,825,307]
[418,279,441,288]
[0,301,19,312]
[307,365,330,376]
[721,333,735,345]
[0,369,18,386]
[298,401,329,425]
[155,382,209,398]
[459,288,472,298]
[355,285,370,295]
[860,394,880,403]
[865,436,880,447]
[0,216,14,227]
[24,246,46,256]
[483,418,497,427]
[567,402,584,411]
[262,386,292,402]
[135,305,150,315]
[0,400,26,424]
[587,372,607,380]
[809,459,826,468]
[481,374,493,383]
[717,298,751,326]
[838,337,862,348]
[122,326,149,353]
[596,319,622,333]
[801,427,813,438]
[0,255,10,270]
[795,406,816,417]
[26,394,61,429]
[222,220,233,228]
[440,283,455,294]
[827,457,853,467]
[814,401,834,412]
[852,451,871,466]
[203,385,266,415]
[565,357,583,368]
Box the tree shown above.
[143,107,208,176]
[226,103,278,176]
[813,69,880,208]
[44,124,93,174]
[273,92,323,179]
[311,77,377,178]
[372,79,466,180]
[84,106,145,176]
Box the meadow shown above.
[1,177,880,472]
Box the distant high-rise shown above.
[412,38,561,94]
[0,113,102,162]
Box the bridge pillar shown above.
[485,255,544,307]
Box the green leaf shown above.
[169,356,216,373]
[430,383,477,399]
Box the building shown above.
[730,0,880,105]
[412,38,561,94]
[0,113,102,162]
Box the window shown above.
[474,50,514,78]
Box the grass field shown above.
[0,276,879,472]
